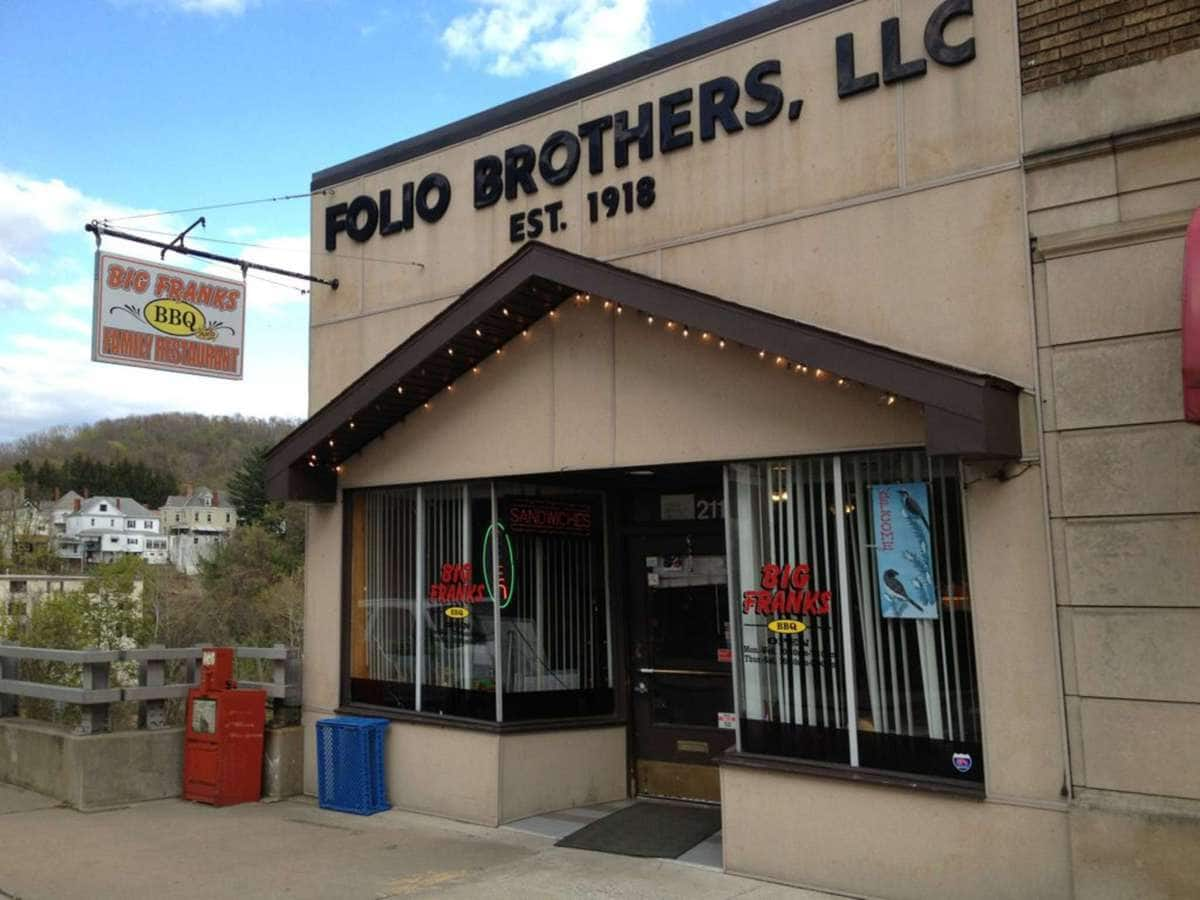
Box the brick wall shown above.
[1018,0,1200,93]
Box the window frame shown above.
[722,451,986,793]
[339,479,622,732]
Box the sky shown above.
[0,0,771,445]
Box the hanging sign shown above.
[870,483,938,620]
[92,251,246,379]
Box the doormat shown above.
[555,801,721,859]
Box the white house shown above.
[57,496,167,565]
[160,487,238,575]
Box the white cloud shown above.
[194,234,311,313]
[48,313,92,336]
[0,326,306,444]
[0,169,308,443]
[0,169,150,278]
[0,277,93,312]
[442,0,652,78]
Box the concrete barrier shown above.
[0,719,303,810]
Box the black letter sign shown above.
[925,0,976,66]
[474,155,503,209]
[743,60,783,126]
[836,33,879,98]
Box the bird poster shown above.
[870,483,939,620]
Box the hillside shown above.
[0,413,298,492]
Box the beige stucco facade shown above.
[291,2,1199,897]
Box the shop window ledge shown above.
[719,748,985,800]
[336,703,626,735]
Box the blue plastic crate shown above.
[316,716,390,815]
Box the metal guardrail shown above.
[0,643,301,735]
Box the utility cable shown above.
[101,189,333,223]
[113,224,424,269]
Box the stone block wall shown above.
[1023,46,1200,899]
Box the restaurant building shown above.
[267,2,1200,896]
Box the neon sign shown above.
[429,563,487,604]
[481,522,517,609]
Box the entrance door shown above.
[629,534,735,802]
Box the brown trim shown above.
[266,242,1022,501]
[312,0,856,190]
[720,748,986,800]
[336,703,627,735]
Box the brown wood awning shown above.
[266,242,1022,502]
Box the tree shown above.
[195,512,305,647]
[228,444,269,525]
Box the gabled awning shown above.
[266,242,1022,502]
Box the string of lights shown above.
[308,289,903,474]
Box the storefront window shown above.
[726,451,983,784]
[346,480,613,724]
[495,484,613,721]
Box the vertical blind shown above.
[727,450,982,779]
[347,481,613,722]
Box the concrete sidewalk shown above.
[0,784,835,899]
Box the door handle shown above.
[634,680,649,695]
[637,667,722,677]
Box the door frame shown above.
[624,529,733,800]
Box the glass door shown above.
[628,534,734,802]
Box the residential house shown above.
[0,487,50,561]
[56,496,167,566]
[160,486,238,575]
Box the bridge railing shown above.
[0,643,301,734]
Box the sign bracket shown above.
[162,216,206,260]
[86,220,339,290]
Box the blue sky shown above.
[0,0,769,444]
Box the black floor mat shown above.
[555,801,721,859]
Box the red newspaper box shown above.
[183,647,266,806]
